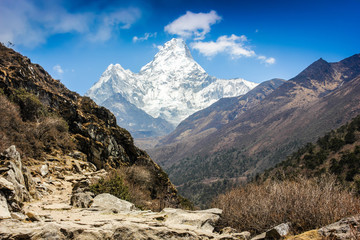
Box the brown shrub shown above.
[31,117,75,153]
[212,176,360,235]
[0,94,74,157]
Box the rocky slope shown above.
[0,145,248,240]
[149,54,360,206]
[259,114,360,187]
[0,43,182,210]
[149,78,285,167]
[86,38,257,137]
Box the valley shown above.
[1,25,360,240]
[147,54,360,206]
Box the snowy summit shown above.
[86,38,258,138]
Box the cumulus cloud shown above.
[53,65,64,75]
[133,32,157,43]
[258,55,276,65]
[0,0,141,47]
[88,8,141,42]
[164,10,221,40]
[191,34,275,64]
[191,34,255,58]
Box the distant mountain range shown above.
[86,38,257,138]
[148,53,360,206]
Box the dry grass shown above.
[212,176,360,235]
[0,94,74,157]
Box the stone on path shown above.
[90,193,135,213]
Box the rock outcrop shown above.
[0,146,35,215]
[319,214,360,239]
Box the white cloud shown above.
[85,8,141,42]
[53,65,64,75]
[164,10,221,40]
[0,0,141,47]
[133,32,157,43]
[191,34,255,58]
[258,55,276,65]
[191,34,276,64]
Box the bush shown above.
[0,93,74,157]
[10,88,45,121]
[212,176,360,235]
[89,172,131,201]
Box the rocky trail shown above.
[0,146,249,239]
[1,145,359,240]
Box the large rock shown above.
[0,146,32,204]
[251,222,291,240]
[0,177,14,191]
[90,193,135,213]
[0,192,11,219]
[40,164,49,177]
[70,192,94,208]
[162,208,222,233]
[318,214,360,239]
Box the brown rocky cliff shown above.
[0,44,180,209]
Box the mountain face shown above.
[101,93,174,138]
[86,38,257,137]
[149,54,360,206]
[0,43,183,210]
[148,78,285,167]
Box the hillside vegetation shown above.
[213,114,360,235]
[259,114,360,192]
[213,176,360,235]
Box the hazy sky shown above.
[1,0,359,94]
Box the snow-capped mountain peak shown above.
[140,38,205,75]
[86,38,258,137]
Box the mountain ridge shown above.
[86,38,258,137]
[149,53,360,206]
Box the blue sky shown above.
[1,0,359,95]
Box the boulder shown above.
[26,211,42,222]
[40,164,49,177]
[162,208,222,233]
[251,222,291,240]
[318,214,360,239]
[90,193,135,213]
[72,179,91,193]
[0,191,11,219]
[10,211,27,220]
[70,191,94,208]
[0,146,32,203]
[0,177,15,191]
[266,222,291,239]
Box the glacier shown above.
[86,38,258,137]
